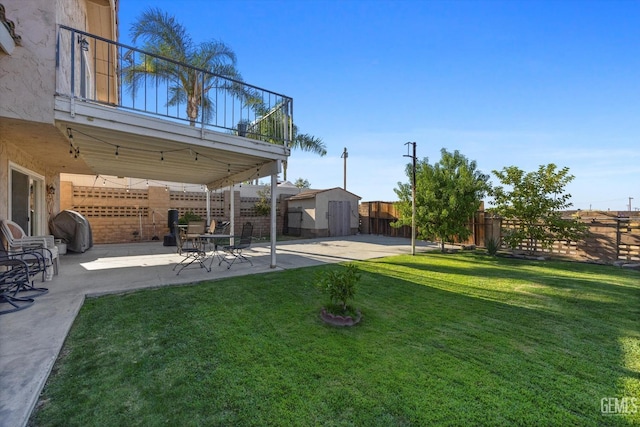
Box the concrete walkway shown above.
[0,235,437,427]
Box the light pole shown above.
[341,147,348,190]
[404,142,417,255]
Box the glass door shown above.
[10,164,45,236]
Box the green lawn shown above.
[32,253,640,426]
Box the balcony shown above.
[54,26,293,188]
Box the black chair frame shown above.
[219,222,253,269]
[0,256,48,314]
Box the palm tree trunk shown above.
[187,96,199,127]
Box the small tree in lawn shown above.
[393,148,491,252]
[490,164,588,255]
[315,264,360,317]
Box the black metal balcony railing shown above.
[56,26,292,145]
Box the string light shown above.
[64,127,253,170]
[63,128,266,191]
[93,174,236,193]
[67,128,74,157]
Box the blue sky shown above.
[118,0,639,211]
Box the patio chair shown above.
[0,244,49,282]
[1,219,59,280]
[219,222,253,269]
[0,256,48,314]
[173,221,208,275]
[216,221,230,236]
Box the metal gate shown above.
[328,201,350,236]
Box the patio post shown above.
[270,165,278,268]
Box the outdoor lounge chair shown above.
[1,220,59,280]
[0,256,48,314]
[0,244,50,282]
[173,221,208,275]
[219,222,253,269]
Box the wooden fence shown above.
[500,217,640,262]
[359,201,640,263]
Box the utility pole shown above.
[341,147,348,190]
[404,142,417,255]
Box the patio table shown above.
[198,234,232,270]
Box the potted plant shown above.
[178,210,202,225]
[315,263,362,326]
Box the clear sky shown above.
[117,0,639,211]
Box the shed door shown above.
[328,201,350,237]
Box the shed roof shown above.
[286,187,361,201]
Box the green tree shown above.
[490,164,588,255]
[394,148,491,252]
[254,187,271,216]
[294,178,311,189]
[124,7,242,126]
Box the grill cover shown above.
[50,210,93,253]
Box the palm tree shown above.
[123,7,241,126]
[248,106,326,180]
[286,129,326,180]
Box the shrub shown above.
[486,237,500,256]
[315,264,360,312]
[178,211,202,225]
[254,188,271,216]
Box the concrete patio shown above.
[0,234,437,427]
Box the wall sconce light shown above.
[77,35,89,51]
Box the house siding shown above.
[0,1,58,124]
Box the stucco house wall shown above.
[1,0,116,229]
[1,1,58,124]
[0,0,95,122]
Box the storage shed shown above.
[285,188,361,238]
